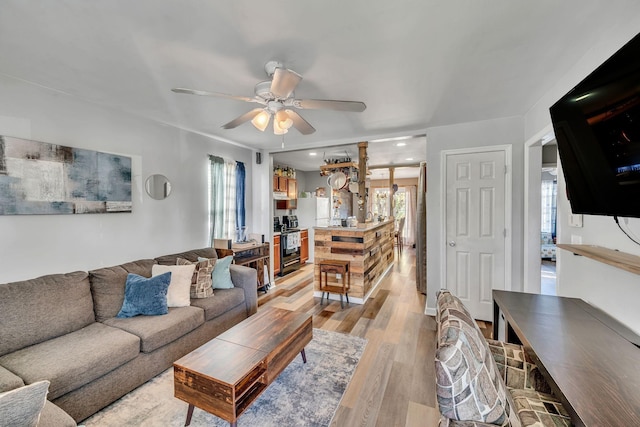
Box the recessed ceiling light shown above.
[309,152,317,156]
[396,142,406,147]
[406,158,414,161]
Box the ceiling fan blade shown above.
[172,87,261,104]
[290,98,366,112]
[286,110,316,135]
[221,108,264,129]
[270,68,302,99]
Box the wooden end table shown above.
[173,307,312,426]
[319,259,351,308]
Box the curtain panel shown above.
[235,161,246,236]
[209,155,238,243]
[405,185,417,246]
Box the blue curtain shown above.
[235,161,246,232]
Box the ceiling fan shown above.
[172,61,366,135]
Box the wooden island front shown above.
[313,220,394,304]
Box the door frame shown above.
[523,124,555,294]
[440,144,513,294]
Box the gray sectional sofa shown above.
[0,247,257,425]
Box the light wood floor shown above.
[258,247,442,427]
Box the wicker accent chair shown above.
[435,290,572,427]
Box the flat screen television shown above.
[550,32,640,217]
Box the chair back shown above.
[397,217,406,237]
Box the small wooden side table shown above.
[318,260,351,308]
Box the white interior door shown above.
[444,148,507,320]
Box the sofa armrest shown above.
[229,264,258,316]
[0,365,25,393]
[39,402,77,427]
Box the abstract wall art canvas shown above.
[0,135,132,215]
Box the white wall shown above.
[556,162,640,334]
[0,75,253,283]
[524,20,640,333]
[425,116,525,313]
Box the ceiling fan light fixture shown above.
[273,118,289,135]
[251,110,271,132]
[275,110,293,130]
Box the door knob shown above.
[448,241,456,247]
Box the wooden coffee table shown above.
[173,307,313,426]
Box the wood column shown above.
[389,167,395,218]
[357,141,368,223]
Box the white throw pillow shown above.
[152,264,195,307]
[0,380,49,427]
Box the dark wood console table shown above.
[493,290,640,426]
[216,242,270,291]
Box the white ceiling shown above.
[1,1,638,174]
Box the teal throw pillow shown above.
[116,272,172,318]
[200,256,234,289]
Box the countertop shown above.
[273,227,307,236]
[313,219,393,232]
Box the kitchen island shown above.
[313,219,394,304]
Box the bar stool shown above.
[319,260,351,309]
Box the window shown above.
[209,155,246,243]
[541,179,557,236]
[372,188,389,217]
[393,188,406,219]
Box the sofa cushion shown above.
[0,323,139,400]
[89,259,157,322]
[177,257,215,299]
[189,288,246,321]
[104,306,204,353]
[487,339,551,394]
[152,264,195,307]
[0,272,95,357]
[116,273,172,318]
[436,290,520,427]
[510,389,571,427]
[155,247,218,265]
[0,380,49,427]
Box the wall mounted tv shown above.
[550,32,640,217]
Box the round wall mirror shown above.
[145,174,172,200]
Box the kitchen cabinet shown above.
[273,235,281,275]
[276,178,297,210]
[274,176,288,192]
[300,229,309,264]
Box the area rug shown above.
[83,328,367,427]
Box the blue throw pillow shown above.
[200,256,235,289]
[116,272,172,318]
